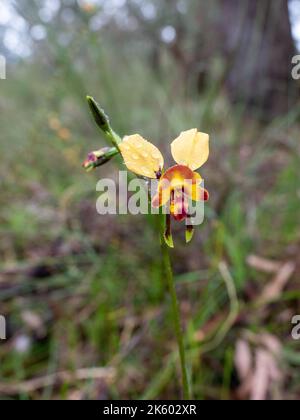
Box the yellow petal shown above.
[182,172,209,201]
[171,129,209,171]
[152,178,172,208]
[184,182,209,201]
[119,134,164,178]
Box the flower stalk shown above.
[160,214,190,399]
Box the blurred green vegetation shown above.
[0,0,299,400]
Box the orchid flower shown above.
[119,129,209,247]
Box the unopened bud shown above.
[86,96,122,147]
[82,147,118,172]
[86,96,111,134]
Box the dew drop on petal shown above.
[141,166,152,176]
[151,151,161,159]
[132,140,142,148]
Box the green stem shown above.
[160,216,190,400]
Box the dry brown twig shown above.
[234,332,283,400]
[0,367,116,396]
[246,255,282,273]
[258,261,296,305]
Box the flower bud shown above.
[86,96,111,135]
[86,96,122,148]
[82,147,118,172]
